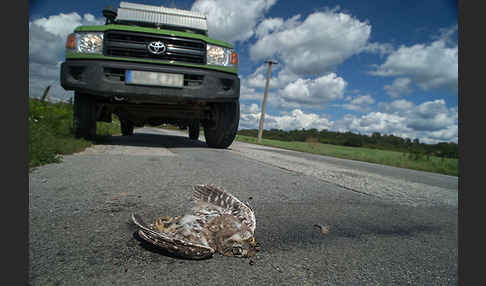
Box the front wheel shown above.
[73,92,97,139]
[203,101,239,148]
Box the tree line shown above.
[237,128,458,159]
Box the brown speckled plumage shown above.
[131,184,258,259]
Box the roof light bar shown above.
[116,2,208,33]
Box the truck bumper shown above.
[60,60,239,104]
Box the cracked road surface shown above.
[29,127,457,285]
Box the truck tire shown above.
[73,92,97,139]
[121,120,134,136]
[188,120,200,140]
[204,101,239,148]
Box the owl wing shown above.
[131,213,215,260]
[192,184,256,233]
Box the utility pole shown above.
[258,60,278,143]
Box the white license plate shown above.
[125,70,183,88]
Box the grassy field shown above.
[29,98,121,168]
[235,135,458,176]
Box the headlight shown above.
[66,32,104,54]
[207,44,238,68]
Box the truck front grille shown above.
[104,30,206,64]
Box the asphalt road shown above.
[29,127,458,285]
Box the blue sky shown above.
[29,0,458,144]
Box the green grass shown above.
[29,98,121,168]
[235,135,458,176]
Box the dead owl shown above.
[131,184,259,259]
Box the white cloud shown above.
[250,9,371,75]
[243,69,347,110]
[239,108,333,131]
[341,95,375,112]
[246,65,299,89]
[239,112,261,130]
[349,95,375,105]
[371,27,458,93]
[336,99,458,143]
[246,64,272,88]
[360,42,394,56]
[384,78,413,98]
[336,112,408,135]
[240,79,264,101]
[267,109,333,130]
[378,99,414,113]
[240,103,260,114]
[406,99,457,132]
[29,24,65,66]
[32,12,102,38]
[279,73,347,107]
[191,0,276,43]
[255,17,284,38]
[29,13,104,100]
[426,125,458,144]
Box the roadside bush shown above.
[407,148,428,161]
[28,98,120,168]
[343,136,363,147]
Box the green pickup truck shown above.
[61,2,240,148]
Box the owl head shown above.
[211,215,259,258]
[221,233,259,257]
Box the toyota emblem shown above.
[147,41,166,55]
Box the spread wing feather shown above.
[192,184,237,209]
[192,184,256,232]
[131,213,214,260]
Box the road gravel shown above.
[29,127,457,285]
